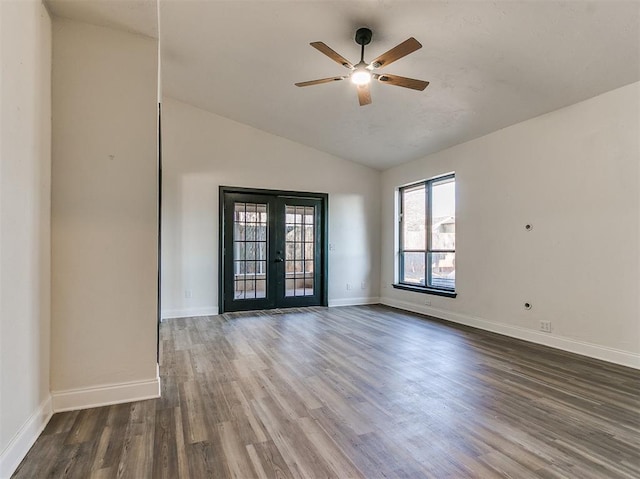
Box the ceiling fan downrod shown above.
[354,27,372,63]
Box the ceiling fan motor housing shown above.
[355,27,372,46]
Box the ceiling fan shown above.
[295,27,429,106]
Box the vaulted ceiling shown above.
[47,0,640,170]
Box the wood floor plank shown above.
[185,440,229,478]
[151,407,178,479]
[41,410,79,436]
[11,305,640,478]
[173,406,189,479]
[251,395,335,479]
[247,440,296,479]
[178,381,209,444]
[230,380,269,443]
[296,416,364,478]
[218,421,258,478]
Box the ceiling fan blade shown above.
[357,84,372,106]
[295,76,346,87]
[369,37,422,69]
[375,73,429,91]
[310,42,354,69]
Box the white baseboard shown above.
[51,375,161,413]
[161,306,219,320]
[329,297,380,307]
[380,297,640,370]
[0,396,53,479]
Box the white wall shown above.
[50,19,159,410]
[0,1,52,476]
[161,98,380,317]
[381,82,640,368]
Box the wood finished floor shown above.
[13,305,640,478]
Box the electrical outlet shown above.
[539,320,552,333]
[329,243,335,251]
[425,299,431,306]
[346,283,352,290]
[361,281,366,290]
[185,290,192,299]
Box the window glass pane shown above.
[304,260,314,274]
[285,243,295,260]
[255,279,266,298]
[286,206,295,223]
[304,225,314,242]
[256,261,266,275]
[245,283,256,299]
[234,224,245,241]
[234,203,245,221]
[295,278,306,296]
[428,252,455,289]
[244,204,256,224]
[285,278,295,297]
[234,242,245,260]
[246,225,256,241]
[257,204,268,223]
[304,207,314,224]
[285,226,294,241]
[234,279,245,299]
[304,278,314,296]
[402,252,425,285]
[234,261,245,275]
[304,243,314,259]
[431,178,455,250]
[402,185,426,250]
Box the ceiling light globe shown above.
[351,69,372,86]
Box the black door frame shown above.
[218,186,329,314]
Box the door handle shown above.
[274,257,284,263]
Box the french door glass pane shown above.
[285,204,315,297]
[402,252,425,285]
[428,252,455,289]
[402,184,426,250]
[233,202,268,300]
[431,177,456,250]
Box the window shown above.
[395,174,456,297]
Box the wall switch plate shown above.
[185,290,192,299]
[346,283,352,290]
[361,281,366,289]
[425,299,431,306]
[540,320,552,333]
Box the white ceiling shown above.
[47,0,158,38]
[47,1,640,170]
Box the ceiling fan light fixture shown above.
[351,66,371,86]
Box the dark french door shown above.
[220,187,327,313]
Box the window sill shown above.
[392,283,457,298]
